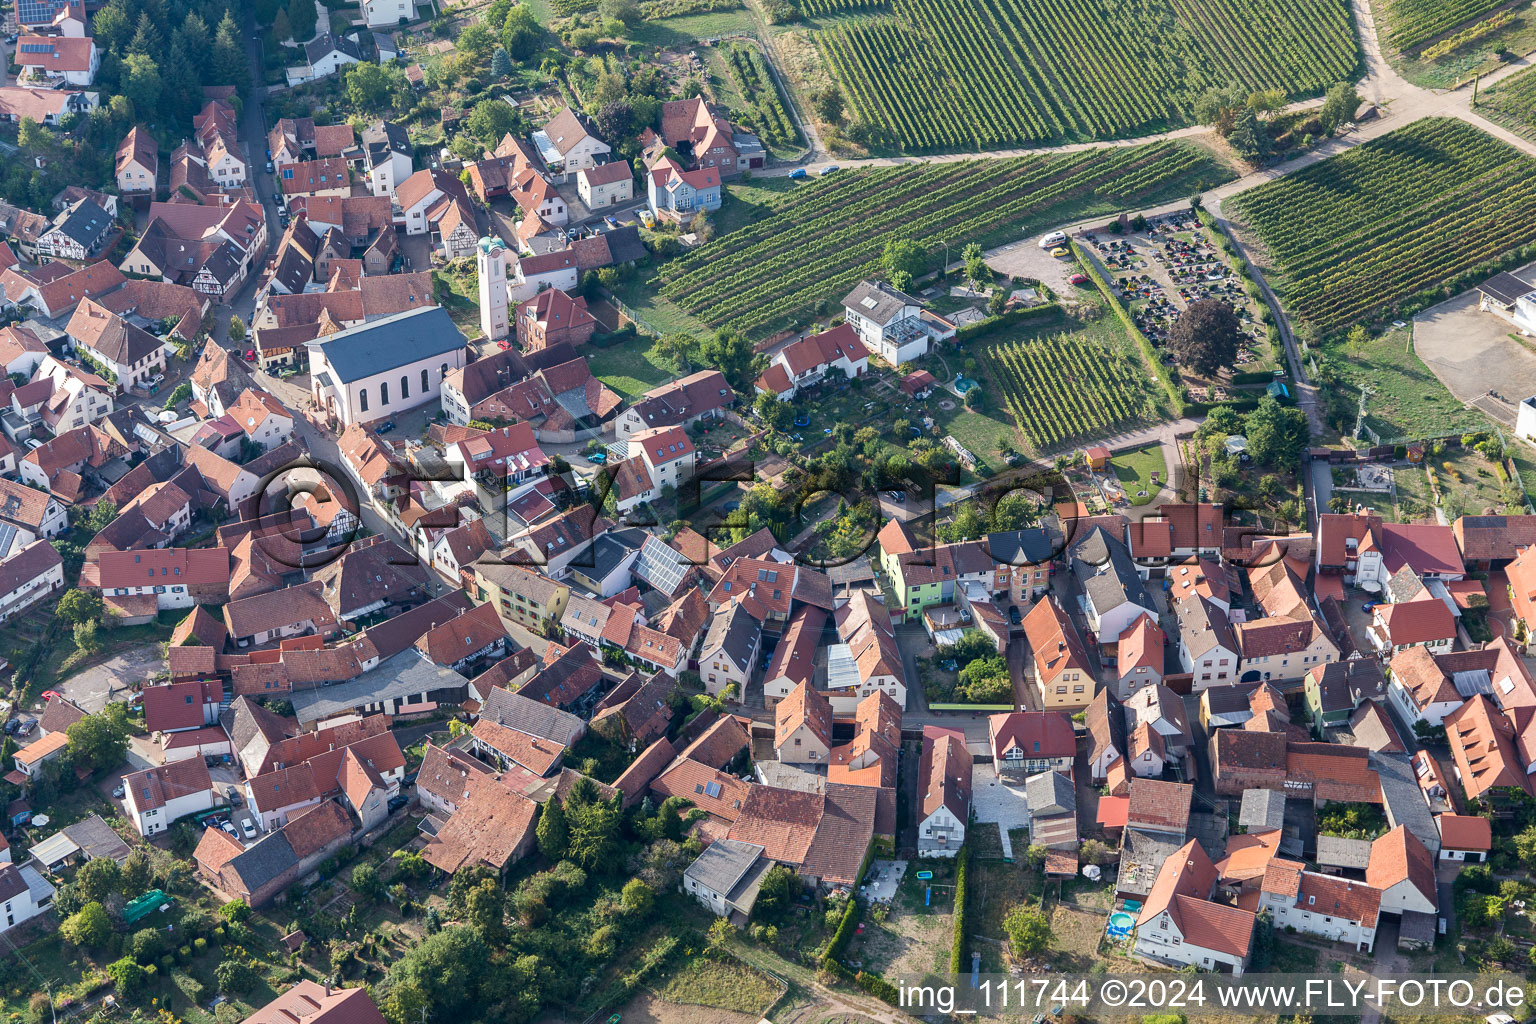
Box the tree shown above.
[66,706,130,774]
[1004,904,1050,956]
[346,63,396,114]
[621,878,654,917]
[811,86,843,124]
[128,12,164,57]
[990,490,1037,530]
[464,879,505,943]
[210,12,250,92]
[1245,396,1310,470]
[106,958,148,997]
[466,100,519,144]
[229,316,247,343]
[61,902,112,948]
[593,99,635,145]
[491,46,513,79]
[219,899,251,923]
[272,7,293,42]
[963,242,988,288]
[598,0,640,23]
[57,588,102,625]
[536,797,568,860]
[215,958,259,994]
[565,794,620,870]
[501,4,543,61]
[74,857,122,905]
[1514,824,1536,869]
[700,329,759,392]
[882,237,927,285]
[286,0,318,43]
[1318,82,1361,135]
[74,620,100,656]
[1245,88,1286,115]
[1167,299,1241,377]
[755,390,792,432]
[382,927,493,1022]
[1193,83,1245,136]
[1227,107,1272,162]
[351,864,382,901]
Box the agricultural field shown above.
[1381,0,1506,50]
[1476,64,1536,139]
[975,317,1163,454]
[720,42,801,151]
[656,142,1232,337]
[812,0,1359,151]
[1226,118,1536,333]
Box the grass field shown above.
[657,143,1233,338]
[586,337,678,399]
[1228,118,1536,333]
[812,0,1359,151]
[650,957,782,1014]
[1110,443,1168,505]
[1322,326,1488,442]
[1387,4,1536,89]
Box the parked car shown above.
[219,821,238,836]
[1009,605,1023,625]
[818,165,839,175]
[587,451,607,464]
[241,819,257,839]
[388,795,409,813]
[15,719,34,736]
[1069,273,1089,285]
[376,420,396,434]
[112,784,125,798]
[244,349,256,361]
[787,168,807,180]
[1038,231,1067,249]
[265,160,274,174]
[604,215,619,230]
[1050,247,1069,258]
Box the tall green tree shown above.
[211,12,250,93]
[122,53,164,118]
[66,705,131,774]
[1245,396,1310,470]
[1167,299,1240,377]
[535,797,568,860]
[501,4,542,61]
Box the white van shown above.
[1038,230,1067,249]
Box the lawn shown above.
[938,408,1021,475]
[968,861,1044,972]
[650,956,782,1015]
[611,274,711,339]
[586,336,677,400]
[1323,326,1488,444]
[1109,443,1167,505]
[627,7,758,46]
[432,265,483,338]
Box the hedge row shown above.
[822,895,862,969]
[1071,241,1185,416]
[955,302,1061,342]
[857,970,902,1006]
[950,843,970,976]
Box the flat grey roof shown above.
[291,649,468,724]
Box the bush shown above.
[105,958,147,998]
[219,900,250,923]
[172,970,204,1004]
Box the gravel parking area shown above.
[1413,271,1536,428]
[989,237,1079,295]
[55,647,166,713]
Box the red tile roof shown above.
[1366,825,1438,908]
[988,710,1074,761]
[1126,778,1193,833]
[1437,813,1492,852]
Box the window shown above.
[401,375,409,400]
[440,362,448,381]
[380,381,389,405]
[359,388,368,412]
[422,368,429,392]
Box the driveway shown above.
[1414,268,1536,427]
[56,647,166,713]
[970,763,1029,861]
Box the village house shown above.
[1134,838,1256,975]
[122,758,215,836]
[917,725,970,857]
[577,161,634,210]
[1023,597,1095,710]
[532,107,612,183]
[988,710,1075,782]
[115,127,158,195]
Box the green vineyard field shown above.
[1383,0,1507,50]
[813,0,1359,150]
[1226,118,1536,332]
[1475,63,1536,138]
[655,142,1231,337]
[977,320,1158,452]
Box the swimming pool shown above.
[955,376,979,394]
[1106,911,1135,938]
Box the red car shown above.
[244,349,256,361]
[497,340,511,350]
[1069,273,1089,286]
